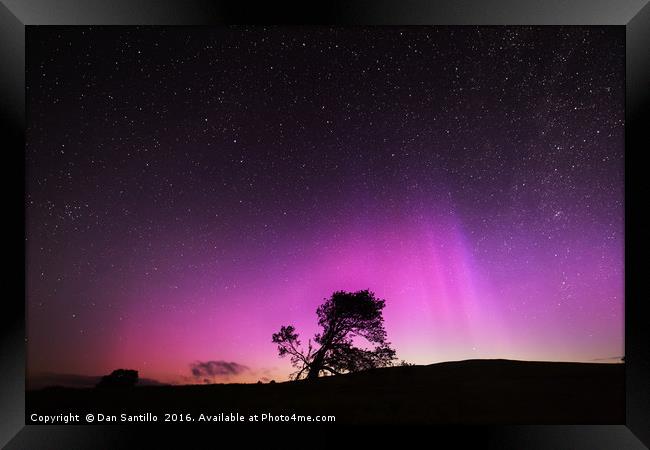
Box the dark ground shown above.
[26,359,624,424]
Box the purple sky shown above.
[26,26,624,385]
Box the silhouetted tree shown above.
[272,290,396,380]
[96,369,139,388]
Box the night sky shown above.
[26,26,624,385]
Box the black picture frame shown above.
[1,1,647,448]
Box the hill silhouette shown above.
[27,372,167,390]
[26,359,623,424]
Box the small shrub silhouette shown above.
[96,369,139,388]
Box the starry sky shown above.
[26,26,624,385]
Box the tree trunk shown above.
[307,350,325,379]
[307,323,337,379]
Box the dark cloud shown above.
[190,361,250,381]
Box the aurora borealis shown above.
[26,26,624,385]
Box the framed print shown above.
[1,1,648,448]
